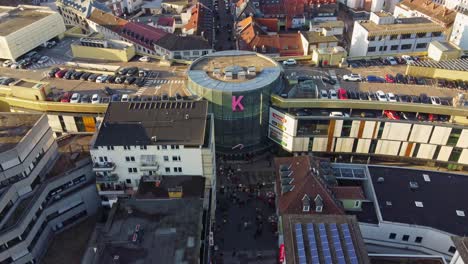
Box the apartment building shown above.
[0,113,99,264]
[90,101,216,207]
[349,12,446,58]
[449,11,468,51]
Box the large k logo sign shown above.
[232,96,244,111]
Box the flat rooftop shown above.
[368,166,468,236]
[94,101,208,147]
[282,214,370,264]
[359,17,445,36]
[397,0,457,26]
[95,199,203,264]
[0,113,41,153]
[136,175,205,199]
[369,255,446,264]
[0,7,51,36]
[411,58,468,71]
[188,50,282,92]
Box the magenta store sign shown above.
[232,96,244,111]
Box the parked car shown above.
[384,74,395,83]
[60,92,72,102]
[48,67,60,77]
[436,79,447,87]
[80,72,91,80]
[410,95,420,103]
[396,57,406,64]
[31,53,42,63]
[376,90,387,101]
[383,110,400,120]
[368,92,377,101]
[80,94,90,103]
[329,89,338,99]
[402,55,415,64]
[91,94,100,104]
[337,88,348,100]
[446,80,457,88]
[175,93,182,101]
[126,67,139,76]
[135,78,145,87]
[358,91,369,100]
[111,94,120,102]
[430,96,441,105]
[138,69,147,77]
[45,41,57,48]
[121,94,129,102]
[428,114,438,122]
[162,93,169,100]
[64,70,75,79]
[329,112,349,117]
[96,75,108,83]
[72,71,84,80]
[415,77,425,85]
[124,76,136,84]
[1,78,15,85]
[25,51,38,58]
[115,76,126,84]
[139,56,151,62]
[320,89,329,99]
[282,59,297,66]
[118,67,130,75]
[2,60,13,67]
[104,86,115,96]
[456,80,467,90]
[395,73,406,84]
[400,112,416,120]
[55,69,68,78]
[398,94,410,103]
[321,76,336,85]
[107,75,117,83]
[407,75,416,84]
[297,76,313,82]
[386,93,397,102]
[418,113,428,121]
[343,73,362,82]
[386,56,397,65]
[10,62,20,69]
[366,75,385,83]
[70,93,81,103]
[420,93,431,104]
[87,74,99,82]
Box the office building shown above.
[90,101,216,208]
[187,50,282,155]
[0,5,66,61]
[349,12,446,58]
[0,113,99,264]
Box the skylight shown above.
[415,201,424,208]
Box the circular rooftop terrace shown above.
[188,50,282,92]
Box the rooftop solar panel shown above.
[307,224,320,264]
[318,223,333,264]
[330,224,346,264]
[295,224,307,264]
[341,223,359,264]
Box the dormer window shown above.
[302,194,310,212]
[314,194,323,213]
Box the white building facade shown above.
[349,12,446,57]
[449,12,468,51]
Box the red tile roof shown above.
[88,9,128,33]
[331,186,366,200]
[121,22,168,49]
[260,0,336,17]
[255,18,279,32]
[157,16,175,27]
[274,156,345,215]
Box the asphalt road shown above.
[213,0,235,50]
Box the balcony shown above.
[96,173,119,183]
[140,162,159,171]
[98,184,132,196]
[93,162,116,172]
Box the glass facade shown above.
[188,78,280,153]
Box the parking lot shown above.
[283,64,466,100]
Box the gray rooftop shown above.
[94,198,203,264]
[412,58,468,71]
[0,113,42,153]
[188,50,282,92]
[94,101,208,147]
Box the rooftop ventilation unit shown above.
[151,136,157,142]
[456,210,465,217]
[386,201,392,206]
[247,66,256,76]
[415,201,424,207]
[238,71,246,80]
[213,68,221,77]
[423,174,431,182]
[409,181,419,189]
[377,177,385,183]
[224,71,233,80]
